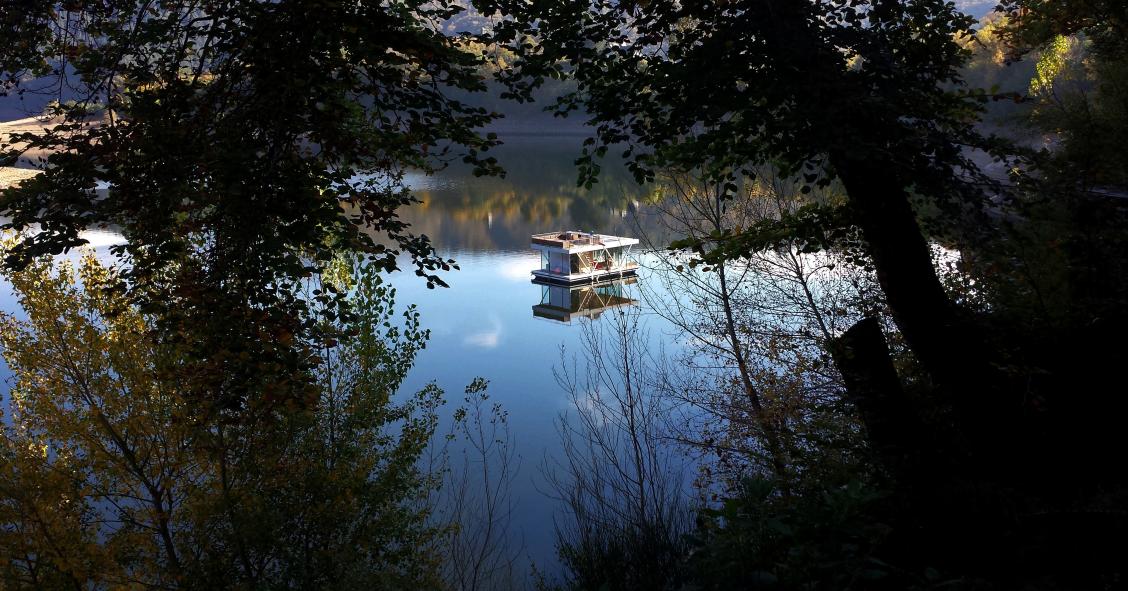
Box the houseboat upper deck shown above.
[531,231,639,285]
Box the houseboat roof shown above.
[531,231,639,254]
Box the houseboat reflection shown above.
[531,277,638,323]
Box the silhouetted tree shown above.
[0,1,501,409]
[477,0,1016,457]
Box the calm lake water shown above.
[391,134,683,573]
[0,134,686,576]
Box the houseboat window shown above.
[595,284,623,297]
[570,253,583,274]
[543,252,562,274]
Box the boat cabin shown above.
[531,231,639,284]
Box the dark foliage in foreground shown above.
[0,1,501,410]
[480,0,1128,587]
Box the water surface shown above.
[390,135,681,572]
[0,134,683,576]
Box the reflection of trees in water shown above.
[547,306,694,590]
[397,138,665,252]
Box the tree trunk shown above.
[831,317,930,479]
[717,264,792,486]
[833,156,1011,459]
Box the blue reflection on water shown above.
[389,247,678,572]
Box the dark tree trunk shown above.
[835,159,974,387]
[832,156,1013,463]
[831,317,923,476]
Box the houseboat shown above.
[532,277,638,323]
[531,231,639,285]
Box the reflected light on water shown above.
[462,314,503,349]
[78,228,127,249]
[496,254,541,282]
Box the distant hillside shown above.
[956,0,999,19]
[4,2,1005,133]
[1,64,85,120]
[0,88,70,121]
[442,1,1004,31]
